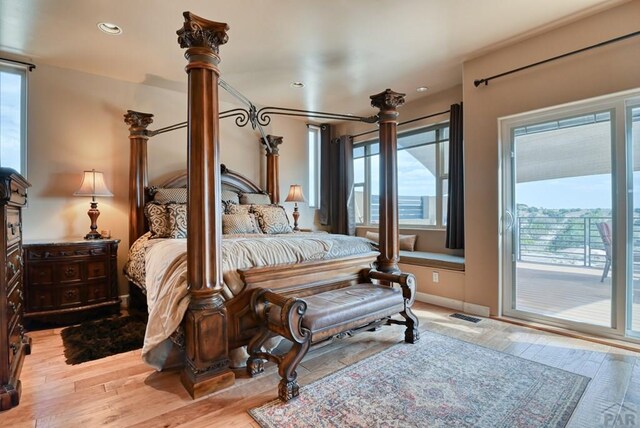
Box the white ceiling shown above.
[0,0,626,116]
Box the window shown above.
[353,123,449,227]
[307,125,321,208]
[0,61,28,175]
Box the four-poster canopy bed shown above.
[123,11,411,399]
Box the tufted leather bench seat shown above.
[247,269,419,401]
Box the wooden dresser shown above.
[0,168,30,411]
[23,239,121,325]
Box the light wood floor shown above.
[3,303,639,427]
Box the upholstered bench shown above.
[246,269,419,401]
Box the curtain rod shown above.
[351,109,451,139]
[474,30,640,87]
[0,57,36,71]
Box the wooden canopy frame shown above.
[124,11,404,399]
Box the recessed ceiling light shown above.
[416,86,429,92]
[97,22,123,35]
[290,81,305,88]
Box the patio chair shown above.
[596,221,612,282]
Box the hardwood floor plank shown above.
[2,302,638,427]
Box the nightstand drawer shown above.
[28,287,55,311]
[6,207,21,247]
[87,261,107,279]
[57,262,83,283]
[59,286,82,307]
[29,264,54,285]
[86,282,109,303]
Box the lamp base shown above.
[292,203,300,232]
[85,201,103,240]
[84,231,103,240]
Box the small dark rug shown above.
[60,316,146,365]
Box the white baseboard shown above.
[120,294,130,309]
[415,292,463,311]
[415,292,490,317]
[463,302,491,318]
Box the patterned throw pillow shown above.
[225,201,252,215]
[167,203,188,239]
[222,189,240,205]
[239,192,271,205]
[252,205,293,234]
[150,187,188,204]
[144,202,170,238]
[222,213,261,234]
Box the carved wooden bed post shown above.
[124,110,153,245]
[263,135,283,203]
[370,89,405,274]
[177,11,234,398]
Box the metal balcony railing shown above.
[516,216,640,268]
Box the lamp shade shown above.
[285,184,306,203]
[74,170,113,197]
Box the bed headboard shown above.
[153,164,264,194]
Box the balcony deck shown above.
[516,262,640,331]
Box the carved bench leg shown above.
[401,306,420,344]
[246,328,274,377]
[278,339,310,401]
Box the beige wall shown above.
[462,1,640,315]
[23,63,309,296]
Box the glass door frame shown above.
[499,89,640,342]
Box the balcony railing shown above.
[517,216,640,268]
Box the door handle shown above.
[504,210,514,230]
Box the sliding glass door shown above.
[630,105,640,335]
[502,90,640,340]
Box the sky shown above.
[517,173,640,210]
[0,71,23,173]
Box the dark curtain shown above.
[318,124,332,225]
[446,103,465,249]
[320,131,355,235]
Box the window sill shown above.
[357,225,447,232]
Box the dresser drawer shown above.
[6,246,22,285]
[6,207,21,247]
[8,321,22,368]
[7,285,23,333]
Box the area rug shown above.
[249,331,590,428]
[60,316,146,365]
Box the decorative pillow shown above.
[221,189,240,205]
[150,187,188,204]
[144,202,170,238]
[225,201,252,215]
[252,205,293,234]
[167,203,188,239]
[365,231,417,251]
[222,213,261,234]
[239,191,271,205]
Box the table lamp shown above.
[285,184,306,231]
[74,169,113,239]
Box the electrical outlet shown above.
[432,271,439,283]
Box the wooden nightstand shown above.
[23,239,121,325]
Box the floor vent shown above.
[450,313,482,323]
